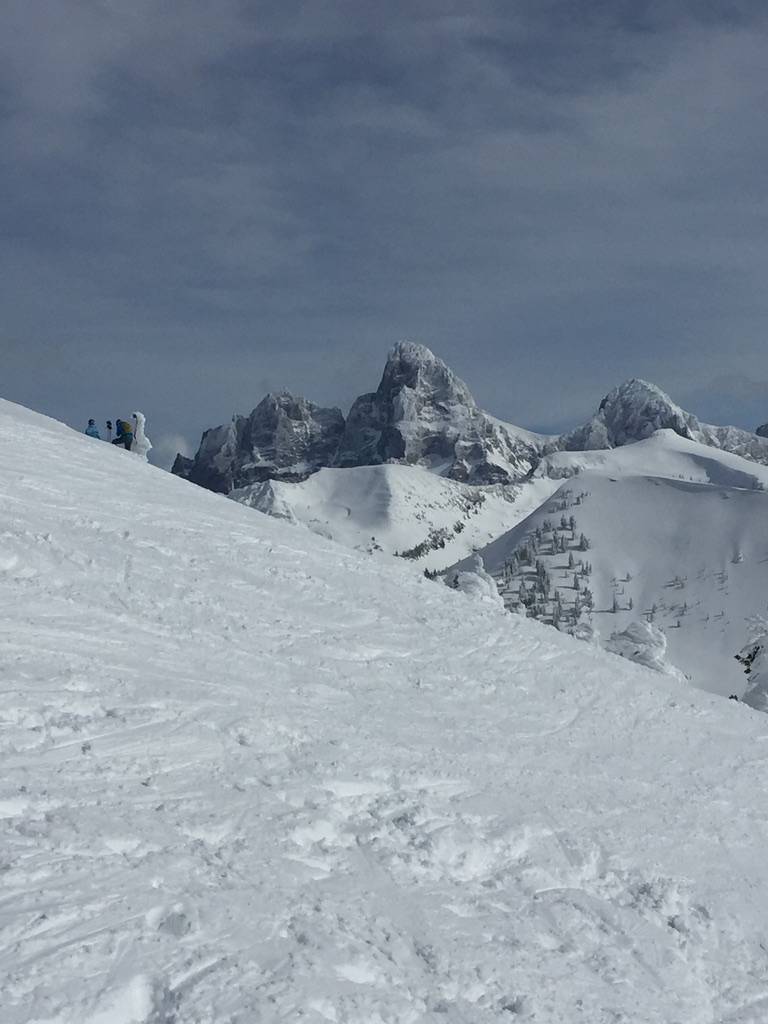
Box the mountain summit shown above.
[173,390,345,493]
[334,341,545,484]
[334,341,479,467]
[561,378,768,461]
[174,343,549,491]
[560,379,700,450]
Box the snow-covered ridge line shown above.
[560,377,768,463]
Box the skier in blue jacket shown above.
[112,418,134,451]
[85,419,100,439]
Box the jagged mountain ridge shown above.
[173,342,553,491]
[172,391,345,494]
[332,342,547,484]
[167,347,768,703]
[174,344,768,495]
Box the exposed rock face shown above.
[334,342,544,485]
[740,635,768,712]
[560,379,768,464]
[757,423,768,439]
[175,392,345,493]
[184,418,243,494]
[171,453,194,478]
[698,422,768,463]
[174,350,768,496]
[560,379,700,451]
[239,391,345,483]
[175,343,547,492]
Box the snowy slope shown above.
[453,430,768,696]
[4,401,768,1023]
[233,463,560,570]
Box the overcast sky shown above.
[2,1,768,467]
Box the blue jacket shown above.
[85,423,100,439]
[115,419,134,440]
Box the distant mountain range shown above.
[172,343,768,698]
[173,342,768,492]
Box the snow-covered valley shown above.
[3,399,768,1022]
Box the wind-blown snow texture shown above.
[3,399,768,1023]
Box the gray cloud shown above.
[2,1,767,464]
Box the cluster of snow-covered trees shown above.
[397,492,486,560]
[491,503,596,631]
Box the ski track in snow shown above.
[2,403,768,1023]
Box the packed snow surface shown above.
[3,399,768,1023]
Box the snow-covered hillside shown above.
[4,400,768,1023]
[451,430,768,697]
[233,463,560,570]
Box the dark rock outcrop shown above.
[171,453,194,478]
[174,392,344,493]
[175,343,548,493]
[334,341,545,485]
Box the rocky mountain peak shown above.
[174,342,545,491]
[177,390,344,493]
[378,341,477,412]
[334,342,540,484]
[560,378,700,450]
